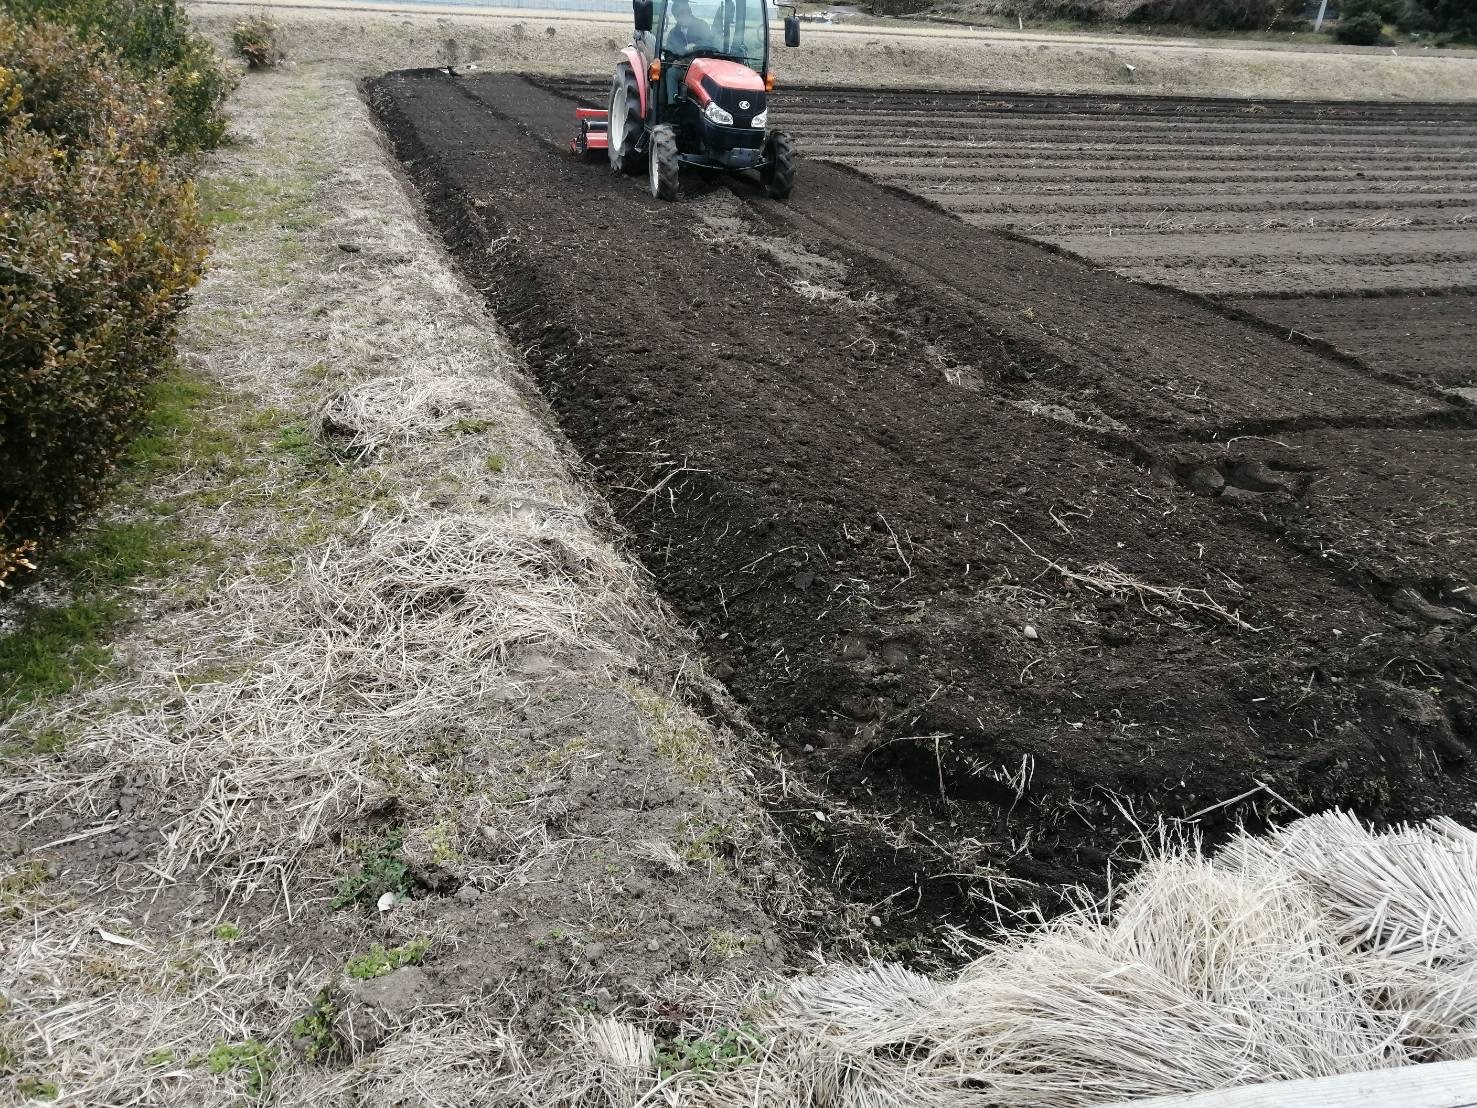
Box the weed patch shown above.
[0,596,125,704]
[345,937,430,979]
[124,370,221,474]
[626,682,722,787]
[290,988,339,1064]
[0,366,225,708]
[329,827,412,910]
[654,1023,762,1080]
[14,1076,58,1101]
[204,1040,275,1100]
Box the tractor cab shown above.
[572,0,800,200]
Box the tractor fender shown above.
[621,46,648,118]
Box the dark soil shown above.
[366,71,1477,947]
[1238,292,1477,388]
[738,81,1477,300]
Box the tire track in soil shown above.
[366,70,1477,942]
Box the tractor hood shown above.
[684,59,766,128]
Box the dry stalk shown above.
[991,520,1265,632]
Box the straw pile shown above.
[528,812,1477,1108]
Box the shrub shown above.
[1335,7,1386,40]
[1342,0,1403,19]
[5,0,230,152]
[0,16,207,553]
[1425,0,1477,36]
[1129,0,1282,30]
[1396,0,1437,28]
[232,14,283,69]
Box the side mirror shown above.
[784,14,800,46]
[634,0,653,33]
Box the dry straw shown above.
[510,813,1477,1108]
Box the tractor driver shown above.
[666,0,714,54]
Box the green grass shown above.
[54,520,190,585]
[0,368,220,713]
[273,424,323,463]
[654,1023,762,1080]
[0,514,200,706]
[329,827,412,911]
[0,596,125,706]
[126,371,221,472]
[204,1040,275,1100]
[197,173,319,232]
[345,937,429,980]
[290,987,339,1064]
[14,1077,57,1101]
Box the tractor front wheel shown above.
[648,125,679,200]
[760,130,796,200]
[607,64,644,175]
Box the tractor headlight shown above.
[751,108,767,129]
[703,101,734,126]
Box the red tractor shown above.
[572,0,801,200]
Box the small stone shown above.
[645,938,661,953]
[1023,625,1039,640]
[1231,460,1293,493]
[455,884,481,902]
[869,915,883,928]
[1392,586,1470,626]
[1219,486,1266,506]
[1186,465,1225,497]
[583,942,606,961]
[515,652,554,676]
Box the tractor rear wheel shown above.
[760,130,796,200]
[607,64,644,175]
[648,124,679,200]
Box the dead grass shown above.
[532,813,1477,1107]
[0,68,795,1105]
[184,0,1477,100]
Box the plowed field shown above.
[368,71,1477,939]
[550,78,1477,389]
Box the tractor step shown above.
[572,108,609,158]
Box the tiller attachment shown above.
[571,107,609,159]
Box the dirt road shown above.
[368,70,1477,934]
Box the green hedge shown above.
[5,0,229,153]
[0,16,208,556]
